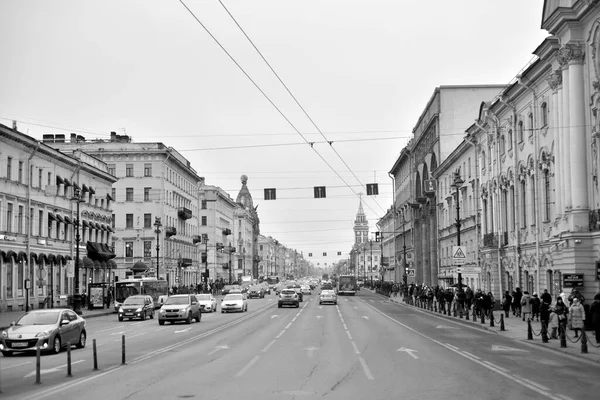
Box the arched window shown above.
[518,121,524,142]
[520,180,527,228]
[508,129,513,150]
[501,135,506,154]
[528,113,534,137]
[530,175,536,226]
[481,150,486,167]
[541,102,548,127]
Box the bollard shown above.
[581,330,588,354]
[560,325,567,348]
[527,319,533,340]
[541,321,548,343]
[481,311,485,324]
[500,314,505,331]
[472,307,476,321]
[122,335,126,365]
[434,302,437,313]
[466,306,470,321]
[66,342,72,377]
[453,306,457,317]
[36,346,41,384]
[490,310,495,327]
[93,339,98,370]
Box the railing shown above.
[165,226,177,238]
[177,207,192,220]
[483,233,498,248]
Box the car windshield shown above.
[123,297,145,305]
[164,296,190,305]
[282,290,296,295]
[197,294,211,300]
[17,311,61,325]
[321,290,334,295]
[224,294,243,301]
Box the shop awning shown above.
[86,241,116,261]
[64,216,73,225]
[55,214,65,223]
[131,260,149,273]
[56,175,64,185]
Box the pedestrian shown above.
[548,307,559,339]
[554,297,569,336]
[568,289,585,305]
[502,291,512,318]
[531,292,541,322]
[513,287,523,317]
[568,297,585,338]
[540,299,551,335]
[541,288,552,306]
[465,287,474,312]
[590,292,600,344]
[521,291,532,321]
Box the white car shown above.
[319,290,337,305]
[158,294,201,325]
[300,285,311,295]
[197,294,217,313]
[221,294,248,313]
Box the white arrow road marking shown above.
[315,316,323,319]
[1,361,31,371]
[24,360,84,378]
[174,328,192,333]
[110,331,128,336]
[208,345,229,355]
[271,315,278,319]
[491,345,529,352]
[436,325,460,329]
[362,316,369,320]
[353,306,358,309]
[397,347,419,359]
[304,346,318,358]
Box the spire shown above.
[353,194,368,245]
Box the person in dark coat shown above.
[554,297,569,335]
[502,291,512,318]
[590,292,600,344]
[540,289,552,306]
[530,292,541,322]
[513,287,523,318]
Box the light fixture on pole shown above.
[203,234,209,284]
[71,188,85,315]
[154,217,162,281]
[450,171,465,290]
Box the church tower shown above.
[353,197,369,246]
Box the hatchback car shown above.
[158,294,201,325]
[278,289,300,308]
[118,295,155,321]
[221,294,248,313]
[319,290,338,305]
[196,294,218,313]
[0,309,86,356]
[300,285,312,295]
[247,285,265,299]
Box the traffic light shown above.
[222,228,231,236]
[216,243,224,252]
[375,232,380,242]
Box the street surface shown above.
[1,290,598,400]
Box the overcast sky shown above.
[0,0,549,268]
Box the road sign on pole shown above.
[452,246,467,266]
[406,269,415,277]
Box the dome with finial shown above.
[236,174,253,210]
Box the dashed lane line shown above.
[275,330,286,339]
[261,340,276,353]
[358,356,374,380]
[235,355,260,378]
[461,351,480,360]
[346,331,353,340]
[351,341,360,354]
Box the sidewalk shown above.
[368,289,600,364]
[0,307,115,331]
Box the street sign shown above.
[406,269,415,277]
[424,179,437,193]
[452,246,467,266]
[563,273,584,288]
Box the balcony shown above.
[179,258,192,268]
[165,226,177,238]
[192,235,202,244]
[178,207,192,220]
[483,233,498,248]
[590,209,600,232]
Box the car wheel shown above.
[118,316,123,322]
[319,302,322,305]
[51,336,62,354]
[1,350,13,357]
[150,310,155,319]
[141,312,146,321]
[196,313,201,323]
[76,331,86,349]
[221,310,225,313]
[186,312,192,324]
[159,320,165,325]
[296,303,299,308]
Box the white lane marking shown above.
[110,331,129,336]
[235,356,260,378]
[113,332,147,342]
[261,340,276,353]
[174,328,192,333]
[462,351,480,360]
[351,341,360,354]
[346,331,353,340]
[515,376,550,391]
[271,315,278,319]
[1,361,31,371]
[275,330,286,339]
[343,324,348,330]
[285,323,292,329]
[358,356,374,380]
[24,360,85,379]
[95,325,125,334]
[207,345,229,356]
[445,343,460,351]
[362,316,369,320]
[482,360,507,372]
[292,317,297,322]
[364,303,565,400]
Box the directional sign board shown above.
[452,246,467,266]
[406,269,415,277]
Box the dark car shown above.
[247,285,265,299]
[118,295,155,321]
[221,285,241,296]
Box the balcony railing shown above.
[192,235,202,244]
[483,233,498,248]
[590,209,600,232]
[165,226,177,238]
[178,207,192,220]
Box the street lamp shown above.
[450,171,465,290]
[71,188,85,315]
[402,211,407,285]
[242,247,246,276]
[154,217,162,280]
[202,234,209,284]
[369,240,373,286]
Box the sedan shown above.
[319,290,338,305]
[0,309,86,356]
[158,295,202,325]
[300,285,312,295]
[118,295,155,321]
[247,286,265,299]
[221,294,248,313]
[196,294,218,313]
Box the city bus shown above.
[114,278,169,311]
[337,275,358,296]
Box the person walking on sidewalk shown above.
[502,291,512,318]
[541,289,552,306]
[521,291,532,321]
[590,292,600,344]
[548,307,559,339]
[555,297,569,336]
[513,287,523,318]
[531,292,541,322]
[569,297,585,338]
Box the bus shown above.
[337,275,358,296]
[114,278,169,311]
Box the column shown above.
[422,214,430,286]
[547,69,562,216]
[558,49,572,210]
[429,205,438,285]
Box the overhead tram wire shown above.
[178,0,382,218]
[216,0,386,215]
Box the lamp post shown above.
[154,217,162,280]
[451,171,465,290]
[362,245,366,283]
[71,188,85,315]
[369,240,373,286]
[203,234,209,284]
[242,247,246,276]
[402,211,407,285]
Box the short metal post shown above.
[481,310,485,324]
[581,329,588,354]
[121,335,126,365]
[465,305,469,321]
[36,346,41,384]
[527,319,533,340]
[93,339,98,370]
[490,310,494,327]
[434,302,437,313]
[500,314,505,331]
[66,342,72,377]
[541,321,548,343]
[560,325,567,348]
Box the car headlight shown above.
[36,330,51,338]
[119,308,124,313]
[1,331,7,338]
[136,308,142,312]
[159,309,165,314]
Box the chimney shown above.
[111,131,117,142]
[12,120,17,130]
[71,133,77,143]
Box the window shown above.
[18,205,23,234]
[126,164,133,177]
[541,103,548,127]
[528,113,534,137]
[467,158,471,178]
[144,187,151,202]
[500,135,505,154]
[108,164,116,176]
[518,121,524,142]
[144,163,152,177]
[201,200,207,209]
[126,213,133,229]
[508,129,513,150]
[144,213,152,228]
[201,216,207,226]
[521,180,527,228]
[531,176,536,226]
[48,172,52,186]
[29,207,33,235]
[126,188,133,202]
[125,241,133,258]
[510,186,516,231]
[481,150,486,167]
[260,245,263,251]
[48,214,53,238]
[18,260,23,290]
[18,161,23,183]
[544,171,551,221]
[6,203,13,232]
[6,157,12,180]
[111,188,116,202]
[144,241,152,257]
[38,210,43,236]
[112,214,115,229]
[38,169,42,188]
[6,263,12,297]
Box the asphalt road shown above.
[1,290,598,400]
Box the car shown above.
[221,293,248,313]
[278,289,300,308]
[288,285,303,302]
[221,285,241,295]
[247,285,265,299]
[319,290,337,305]
[196,294,218,313]
[300,285,311,295]
[0,309,86,356]
[118,295,155,321]
[158,294,202,325]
